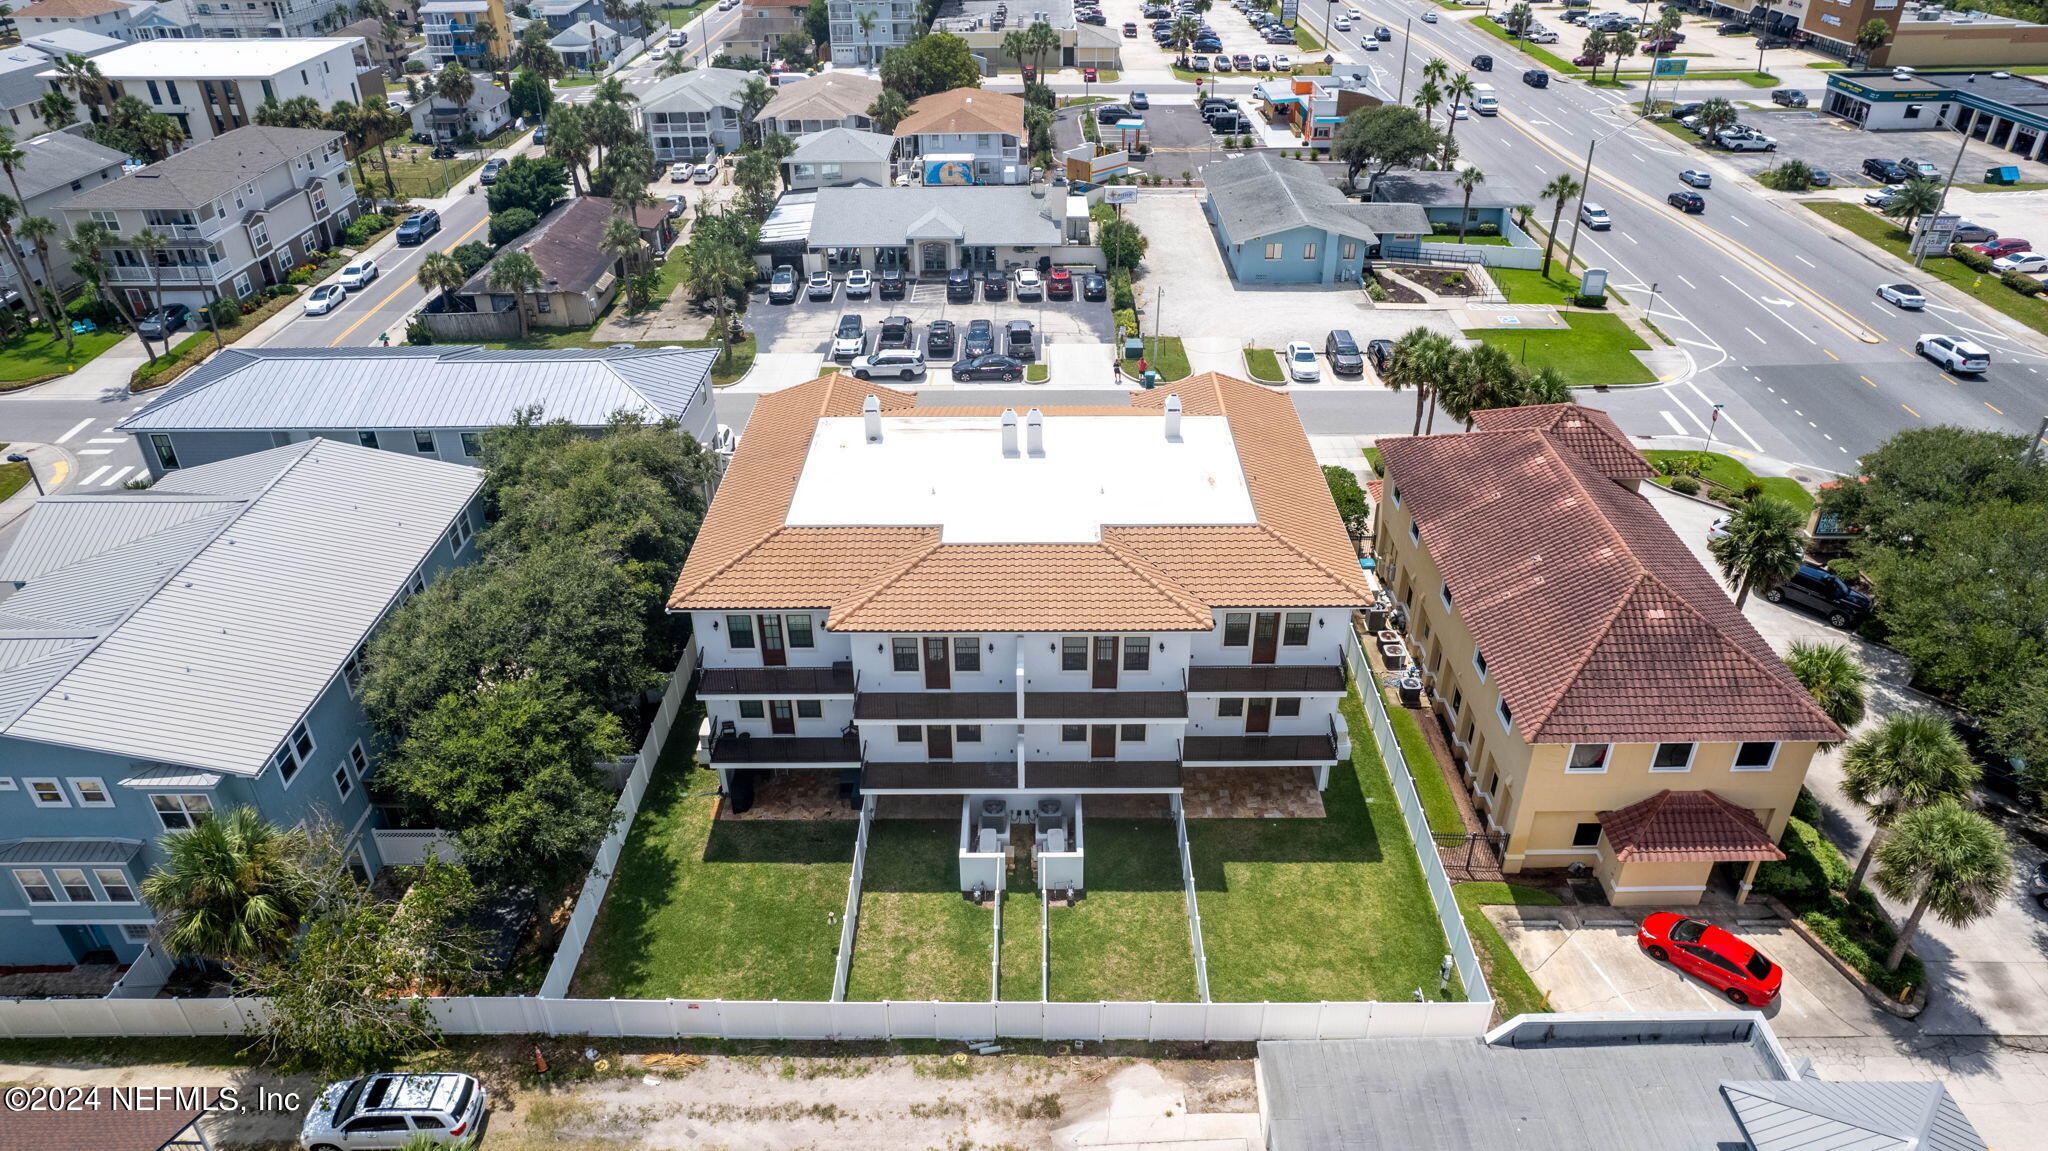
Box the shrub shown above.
[1110,267,1134,311]
[204,294,243,326]
[1802,892,1924,997]
[1792,787,1824,827]
[1740,478,1765,501]
[1752,816,1850,902]
[405,315,435,345]
[1366,278,1388,302]
[405,59,429,73]
[1951,244,1993,272]
[451,241,495,276]
[1670,476,1701,495]
[342,213,390,247]
[1113,307,1138,338]
[489,207,538,246]
[2001,269,2046,296]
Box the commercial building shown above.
[0,131,131,309]
[0,438,484,967]
[1799,0,2048,68]
[419,0,515,68]
[757,70,881,139]
[1825,68,2048,162]
[47,37,369,145]
[1253,71,1391,152]
[56,125,355,313]
[824,0,918,67]
[1374,404,1842,905]
[638,66,751,163]
[1204,153,1427,285]
[894,87,1028,186]
[759,182,1090,274]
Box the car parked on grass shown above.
[1876,282,1925,309]
[832,314,865,359]
[1977,237,2033,258]
[1284,341,1320,382]
[338,258,379,290]
[299,1072,486,1150]
[1764,562,1873,629]
[1679,168,1711,188]
[952,353,1026,381]
[926,319,957,358]
[964,318,996,358]
[1916,332,1991,374]
[850,348,926,380]
[1994,252,2048,274]
[394,209,441,245]
[302,284,347,316]
[1667,190,1705,213]
[806,270,834,301]
[1637,914,1782,1007]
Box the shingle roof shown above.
[550,18,620,47]
[639,65,751,114]
[896,87,1025,137]
[1377,418,1842,744]
[60,125,340,210]
[118,345,715,433]
[463,196,618,295]
[787,126,895,165]
[1207,152,1428,243]
[1469,403,1655,481]
[1599,790,1785,862]
[8,129,127,202]
[761,71,881,124]
[13,0,129,17]
[669,373,1373,629]
[1722,1079,1988,1151]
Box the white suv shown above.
[1579,202,1612,230]
[300,1073,485,1149]
[1916,333,1990,374]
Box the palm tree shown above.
[1581,29,1609,70]
[1413,79,1444,132]
[1539,171,1582,277]
[1025,20,1062,78]
[1785,639,1869,745]
[1853,18,1892,67]
[1384,326,1455,436]
[139,807,313,966]
[1516,363,1571,406]
[64,219,143,338]
[1422,56,1449,87]
[682,239,751,367]
[1707,495,1804,609]
[546,104,591,195]
[1502,2,1533,37]
[738,77,775,145]
[362,103,408,199]
[323,100,375,191]
[488,250,546,339]
[1171,15,1200,65]
[35,90,76,132]
[1002,27,1030,72]
[1695,97,1739,138]
[133,226,171,359]
[256,94,326,129]
[53,53,110,120]
[1438,342,1518,431]
[867,89,910,133]
[0,129,64,346]
[857,5,878,66]
[435,62,476,114]
[1443,73,1476,159]
[12,214,69,355]
[1606,29,1636,84]
[1873,798,2010,972]
[1454,164,1485,244]
[417,250,468,311]
[601,213,645,276]
[1841,711,1979,893]
[1881,177,1943,224]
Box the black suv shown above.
[1862,157,1909,184]
[926,319,957,358]
[1365,338,1394,373]
[963,319,996,358]
[981,270,1009,300]
[947,268,975,301]
[1522,69,1549,88]
[878,268,906,299]
[1324,329,1364,375]
[1667,190,1705,213]
[1471,54,1492,71]
[1763,564,1872,629]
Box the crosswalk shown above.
[67,424,141,487]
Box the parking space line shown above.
[1577,936,1636,1011]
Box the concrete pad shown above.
[728,352,825,394]
[1048,341,1130,388]
[1452,304,1567,330]
[1183,337,1242,376]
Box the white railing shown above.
[1174,799,1212,1003]
[829,797,874,1002]
[372,829,460,867]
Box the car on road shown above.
[694,163,716,184]
[1861,157,1909,183]
[1421,9,1436,20]
[1769,88,1808,107]
[850,349,926,381]
[1361,37,1378,50]
[1579,202,1612,230]
[1994,252,2048,274]
[844,268,872,299]
[302,284,347,316]
[1876,282,1925,309]
[1005,319,1037,360]
[1366,338,1393,373]
[394,209,441,245]
[1523,68,1549,87]
[1131,91,1149,110]
[1014,268,1044,300]
[1916,332,1991,374]
[669,162,692,182]
[1678,168,1711,188]
[478,157,506,184]
[832,314,866,359]
[982,270,1009,300]
[952,353,1026,381]
[136,304,191,340]
[769,265,798,303]
[1977,237,2033,258]
[926,319,957,358]
[1283,341,1320,382]
[964,318,996,358]
[876,315,914,350]
[1667,190,1705,213]
[878,267,906,299]
[1637,914,1781,1007]
[1449,103,1470,120]
[806,270,834,301]
[300,1072,486,1151]
[1373,25,1392,40]
[338,258,379,290]
[1471,53,1492,70]
[1334,16,1352,29]
[947,267,975,301]
[1324,329,1363,375]
[1764,562,1873,629]
[1082,273,1107,301]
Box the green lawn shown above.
[1803,200,2048,338]
[1026,363,1049,382]
[1467,312,1653,386]
[1455,883,1561,1020]
[664,0,714,25]
[1617,69,1779,87]
[1046,820,1197,1002]
[1490,266,1579,306]
[1129,334,1191,382]
[1956,181,2048,193]
[1190,691,1458,1003]
[0,327,124,388]
[998,890,1043,1001]
[1244,347,1282,382]
[1643,449,1816,515]
[845,820,992,1002]
[1472,18,1581,75]
[1430,232,1511,246]
[0,458,27,502]
[1385,699,1465,837]
[1291,24,1323,52]
[571,709,856,1000]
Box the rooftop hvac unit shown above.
[982,798,1007,816]
[1037,798,1064,818]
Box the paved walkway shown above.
[725,352,825,394]
[1048,340,1127,388]
[1183,336,1241,377]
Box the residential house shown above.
[57,125,355,313]
[670,374,1368,889]
[334,15,414,80]
[127,0,198,41]
[733,0,809,61]
[638,66,750,163]
[185,0,358,39]
[47,37,369,145]
[9,0,141,43]
[760,182,1089,275]
[0,47,69,137]
[1373,404,1843,905]
[449,195,624,329]
[410,80,511,142]
[0,438,484,968]
[550,18,623,72]
[631,200,678,256]
[529,0,605,32]
[21,27,129,58]
[893,87,1027,186]
[756,70,879,139]
[780,127,893,190]
[118,345,720,478]
[419,0,513,68]
[0,132,131,310]
[824,0,917,67]
[1203,152,1427,285]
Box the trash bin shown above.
[1141,370,1159,388]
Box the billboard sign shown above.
[1652,57,1687,78]
[1105,186,1138,204]
[1911,212,1959,256]
[1281,0,1298,20]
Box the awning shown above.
[119,765,223,790]
[1597,790,1785,864]
[0,838,145,865]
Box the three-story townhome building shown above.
[0,439,484,969]
[57,125,354,315]
[1374,404,1844,906]
[756,71,880,139]
[892,87,1029,186]
[670,374,1369,890]
[825,0,918,67]
[638,67,749,164]
[185,0,358,40]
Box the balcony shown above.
[854,689,1189,722]
[1187,665,1346,694]
[1183,734,1340,765]
[1024,691,1187,721]
[860,759,1182,792]
[862,761,1015,791]
[699,661,853,698]
[856,692,1016,721]
[710,734,859,767]
[103,265,224,285]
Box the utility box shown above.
[1986,165,2022,185]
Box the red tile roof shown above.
[1599,789,1786,863]
[1469,403,1655,482]
[1377,416,1842,745]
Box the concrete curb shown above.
[1761,895,1928,1020]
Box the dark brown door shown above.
[1246,698,1272,734]
[923,638,950,689]
[1092,636,1118,689]
[770,700,795,735]
[759,615,786,666]
[926,725,954,759]
[1090,725,1116,759]
[1251,612,1280,664]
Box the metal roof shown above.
[0,439,482,775]
[1206,152,1427,243]
[118,345,715,433]
[805,185,1063,249]
[639,66,752,115]
[787,127,896,166]
[1723,1080,1988,1151]
[0,838,143,865]
[118,764,224,789]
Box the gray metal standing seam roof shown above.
[1723,1079,1989,1151]
[0,838,144,865]
[639,66,752,115]
[0,439,482,774]
[787,127,897,166]
[805,185,1064,249]
[117,345,716,433]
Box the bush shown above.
[489,207,538,246]
[404,59,429,73]
[1792,787,1824,827]
[1110,268,1135,312]
[1670,476,1701,495]
[1802,891,1924,998]
[1366,278,1388,302]
[451,241,495,277]
[405,315,435,345]
[2001,269,2046,296]
[1753,816,1850,902]
[1740,478,1765,501]
[1951,244,1994,272]
[202,295,243,327]
[1114,307,1138,338]
[342,213,390,247]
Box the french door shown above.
[1092,636,1119,688]
[1089,725,1116,759]
[924,638,951,688]
[1251,612,1280,664]
[926,725,954,759]
[769,700,795,735]
[759,615,786,666]
[1246,698,1272,734]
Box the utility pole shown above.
[1914,111,1975,268]
[1558,136,1598,287]
[1397,16,1413,103]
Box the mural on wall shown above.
[925,159,977,185]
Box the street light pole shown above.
[1397,16,1414,104]
[4,452,43,496]
[1914,112,1975,268]
[1559,112,1651,289]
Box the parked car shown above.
[302,284,347,316]
[770,265,798,303]
[806,270,835,301]
[1046,267,1074,299]
[878,267,906,299]
[1366,338,1393,373]
[876,315,914,350]
[1211,112,1253,134]
[1005,319,1036,360]
[1282,341,1320,382]
[1083,273,1108,301]
[1523,68,1550,88]
[952,353,1026,381]
[1667,190,1705,213]
[947,267,975,301]
[1768,88,1808,108]
[1900,155,1941,179]
[1014,267,1044,300]
[1572,52,1605,67]
[338,258,379,290]
[1862,157,1909,184]
[1678,168,1711,188]
[926,319,957,358]
[1716,20,1749,33]
[694,163,716,184]
[1862,188,1902,209]
[1274,54,1293,69]
[1637,914,1782,1007]
[1667,101,1704,120]
[1916,332,1991,374]
[1950,221,1997,244]
[1717,131,1776,152]
[1234,53,1255,70]
[478,157,506,185]
[832,314,866,359]
[850,349,926,380]
[844,268,872,299]
[668,162,692,182]
[1876,282,1925,310]
[1191,54,1211,70]
[1579,202,1612,230]
[964,318,996,357]
[394,209,441,245]
[1764,562,1873,629]
[982,270,1009,300]
[1096,103,1133,123]
[1131,91,1149,110]
[1213,53,1233,71]
[1324,329,1364,375]
[299,1072,486,1150]
[1808,167,1833,187]
[1977,237,2033,258]
[1471,53,1492,70]
[1994,252,2048,274]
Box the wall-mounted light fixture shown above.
[988,642,996,652]
[711,619,720,631]
[877,643,885,653]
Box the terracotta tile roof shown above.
[1377,418,1841,745]
[895,87,1026,138]
[1599,790,1786,863]
[1469,403,1655,481]
[669,373,1373,629]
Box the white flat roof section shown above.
[785,414,1258,543]
[66,37,361,79]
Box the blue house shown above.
[530,0,609,32]
[0,439,483,968]
[1202,152,1430,285]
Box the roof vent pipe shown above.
[863,394,882,443]
[1164,393,1182,442]
[1026,407,1045,456]
[1001,408,1020,457]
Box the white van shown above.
[1471,83,1499,115]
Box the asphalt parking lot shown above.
[1056,103,1231,179]
[1673,114,2048,189]
[750,276,1115,361]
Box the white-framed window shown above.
[272,721,315,785]
[151,793,213,830]
[12,868,55,903]
[460,432,482,457]
[1264,242,1283,259]
[1440,583,1453,610]
[1652,742,1694,772]
[68,778,113,807]
[1302,242,1318,260]
[1409,521,1420,543]
[348,741,368,780]
[333,761,353,800]
[1472,649,1488,682]
[1497,697,1513,730]
[122,924,153,943]
[53,868,95,902]
[90,209,121,234]
[1733,741,1779,771]
[1389,483,1401,506]
[357,430,379,449]
[1566,744,1609,773]
[150,433,181,470]
[24,778,67,808]
[445,514,473,554]
[413,430,437,454]
[405,570,426,599]
[94,869,136,903]
[342,645,367,695]
[1343,241,1358,260]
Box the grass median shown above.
[1803,200,2048,338]
[1472,18,1582,75]
[1467,312,1653,386]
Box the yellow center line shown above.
[330,216,491,347]
[1823,349,1839,361]
[1901,403,1921,418]
[1940,372,1959,387]
[1859,375,1877,387]
[1986,401,2006,415]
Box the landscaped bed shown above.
[1190,691,1458,1003]
[1046,819,1197,1003]
[845,820,993,1002]
[1642,449,1815,515]
[998,890,1043,1001]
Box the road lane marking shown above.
[329,215,491,346]
[1823,349,1838,361]
[1729,214,1749,227]
[77,449,112,456]
[1794,254,1816,268]
[1902,404,1920,418]
[102,466,133,487]
[46,460,66,487]
[86,437,124,444]
[1677,274,1696,289]
[80,465,110,485]
[1940,372,1958,386]
[1986,401,2006,414]
[1860,375,1877,387]
[1577,938,1636,1011]
[1622,232,1637,244]
[1744,326,1765,342]
[54,417,93,443]
[1661,410,1690,436]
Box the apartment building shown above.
[184,0,358,39]
[57,125,354,313]
[52,37,366,144]
[670,373,1368,886]
[0,132,130,308]
[419,0,514,67]
[825,0,918,67]
[893,87,1028,185]
[1374,404,1842,905]
[0,438,483,968]
[638,67,750,163]
[10,0,142,42]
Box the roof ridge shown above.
[1518,568,1649,737]
[827,534,948,624]
[1246,521,1372,600]
[1097,536,1215,626]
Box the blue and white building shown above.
[1203,153,1429,285]
[0,439,484,967]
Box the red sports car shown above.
[1637,912,1783,1006]
[1046,267,1074,299]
